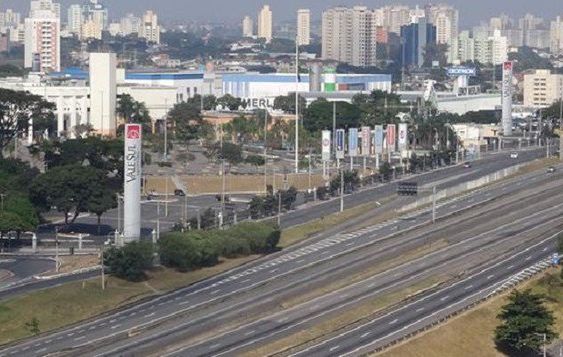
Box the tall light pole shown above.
[559,88,562,161]
[163,99,168,161]
[294,36,299,173]
[263,109,268,192]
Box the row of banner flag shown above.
[321,123,408,162]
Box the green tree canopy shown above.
[168,100,212,142]
[29,165,114,225]
[217,94,244,111]
[495,289,558,356]
[116,94,152,134]
[104,241,154,281]
[273,94,306,114]
[303,99,361,132]
[0,88,55,156]
[352,90,406,126]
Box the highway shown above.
[0,152,559,357]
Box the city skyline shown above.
[1,0,562,27]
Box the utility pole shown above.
[277,191,282,226]
[117,194,121,233]
[294,35,299,174]
[263,109,268,192]
[432,186,437,224]
[100,246,105,290]
[332,101,336,158]
[55,226,59,273]
[220,126,225,229]
[308,148,312,191]
[340,167,344,212]
[164,99,168,161]
[183,194,188,228]
[165,176,169,217]
[559,92,563,161]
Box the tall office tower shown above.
[82,0,108,31]
[425,4,459,63]
[551,16,563,55]
[139,10,160,44]
[257,5,272,43]
[67,4,82,34]
[518,13,544,46]
[489,14,512,32]
[25,0,60,72]
[3,9,21,28]
[400,16,437,68]
[489,29,508,65]
[242,15,253,37]
[297,9,310,46]
[120,13,141,36]
[322,6,377,67]
[472,26,490,64]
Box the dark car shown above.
[547,166,556,173]
[174,189,186,196]
[463,162,472,168]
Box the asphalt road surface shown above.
[0,154,560,357]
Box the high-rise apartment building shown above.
[322,6,378,67]
[297,9,310,46]
[551,16,563,55]
[257,5,272,43]
[242,16,253,37]
[488,29,508,65]
[67,4,82,34]
[457,30,475,63]
[523,69,563,107]
[25,0,60,72]
[425,4,459,63]
[139,10,160,44]
[120,13,140,36]
[380,5,410,34]
[82,0,108,31]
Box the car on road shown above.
[510,152,519,159]
[547,166,556,173]
[463,162,472,168]
[174,189,186,196]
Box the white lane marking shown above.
[36,348,47,353]
[244,330,255,336]
[210,289,220,295]
[525,256,532,261]
[296,259,306,264]
[361,332,371,338]
[507,265,515,270]
[270,268,279,273]
[329,346,340,352]
[388,319,398,325]
[416,307,424,312]
[278,317,289,323]
[464,285,474,290]
[209,343,221,350]
[110,324,121,330]
[74,336,86,341]
[487,274,495,280]
[241,278,251,283]
[440,295,450,301]
[144,312,155,318]
[178,300,191,306]
[543,247,548,251]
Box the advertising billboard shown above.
[361,126,371,156]
[374,125,384,154]
[386,124,396,152]
[336,129,345,160]
[124,124,142,242]
[398,123,408,151]
[502,61,513,136]
[446,67,477,77]
[348,128,358,157]
[321,130,331,162]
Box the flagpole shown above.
[295,35,299,174]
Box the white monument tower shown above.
[501,61,513,136]
[123,124,142,243]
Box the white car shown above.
[510,152,519,159]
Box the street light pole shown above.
[163,99,168,161]
[340,167,344,212]
[295,36,299,174]
[432,186,437,224]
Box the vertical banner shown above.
[501,61,513,136]
[348,128,358,157]
[398,123,408,151]
[124,124,142,243]
[374,125,384,154]
[321,130,331,162]
[386,124,396,152]
[361,126,371,156]
[336,129,345,160]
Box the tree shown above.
[168,101,212,142]
[24,318,40,335]
[207,142,243,165]
[201,94,217,111]
[88,185,117,235]
[116,94,151,134]
[352,90,406,126]
[217,94,243,111]
[495,290,558,356]
[303,99,361,132]
[273,94,306,114]
[0,88,55,157]
[29,165,113,225]
[104,241,154,281]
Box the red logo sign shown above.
[503,62,512,71]
[127,125,141,139]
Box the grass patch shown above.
[376,268,563,357]
[0,255,257,346]
[244,275,447,357]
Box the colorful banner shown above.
[348,128,358,157]
[374,125,384,154]
[386,124,396,152]
[336,129,345,160]
[321,130,331,162]
[361,126,371,156]
[398,123,408,151]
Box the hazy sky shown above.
[4,0,562,27]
